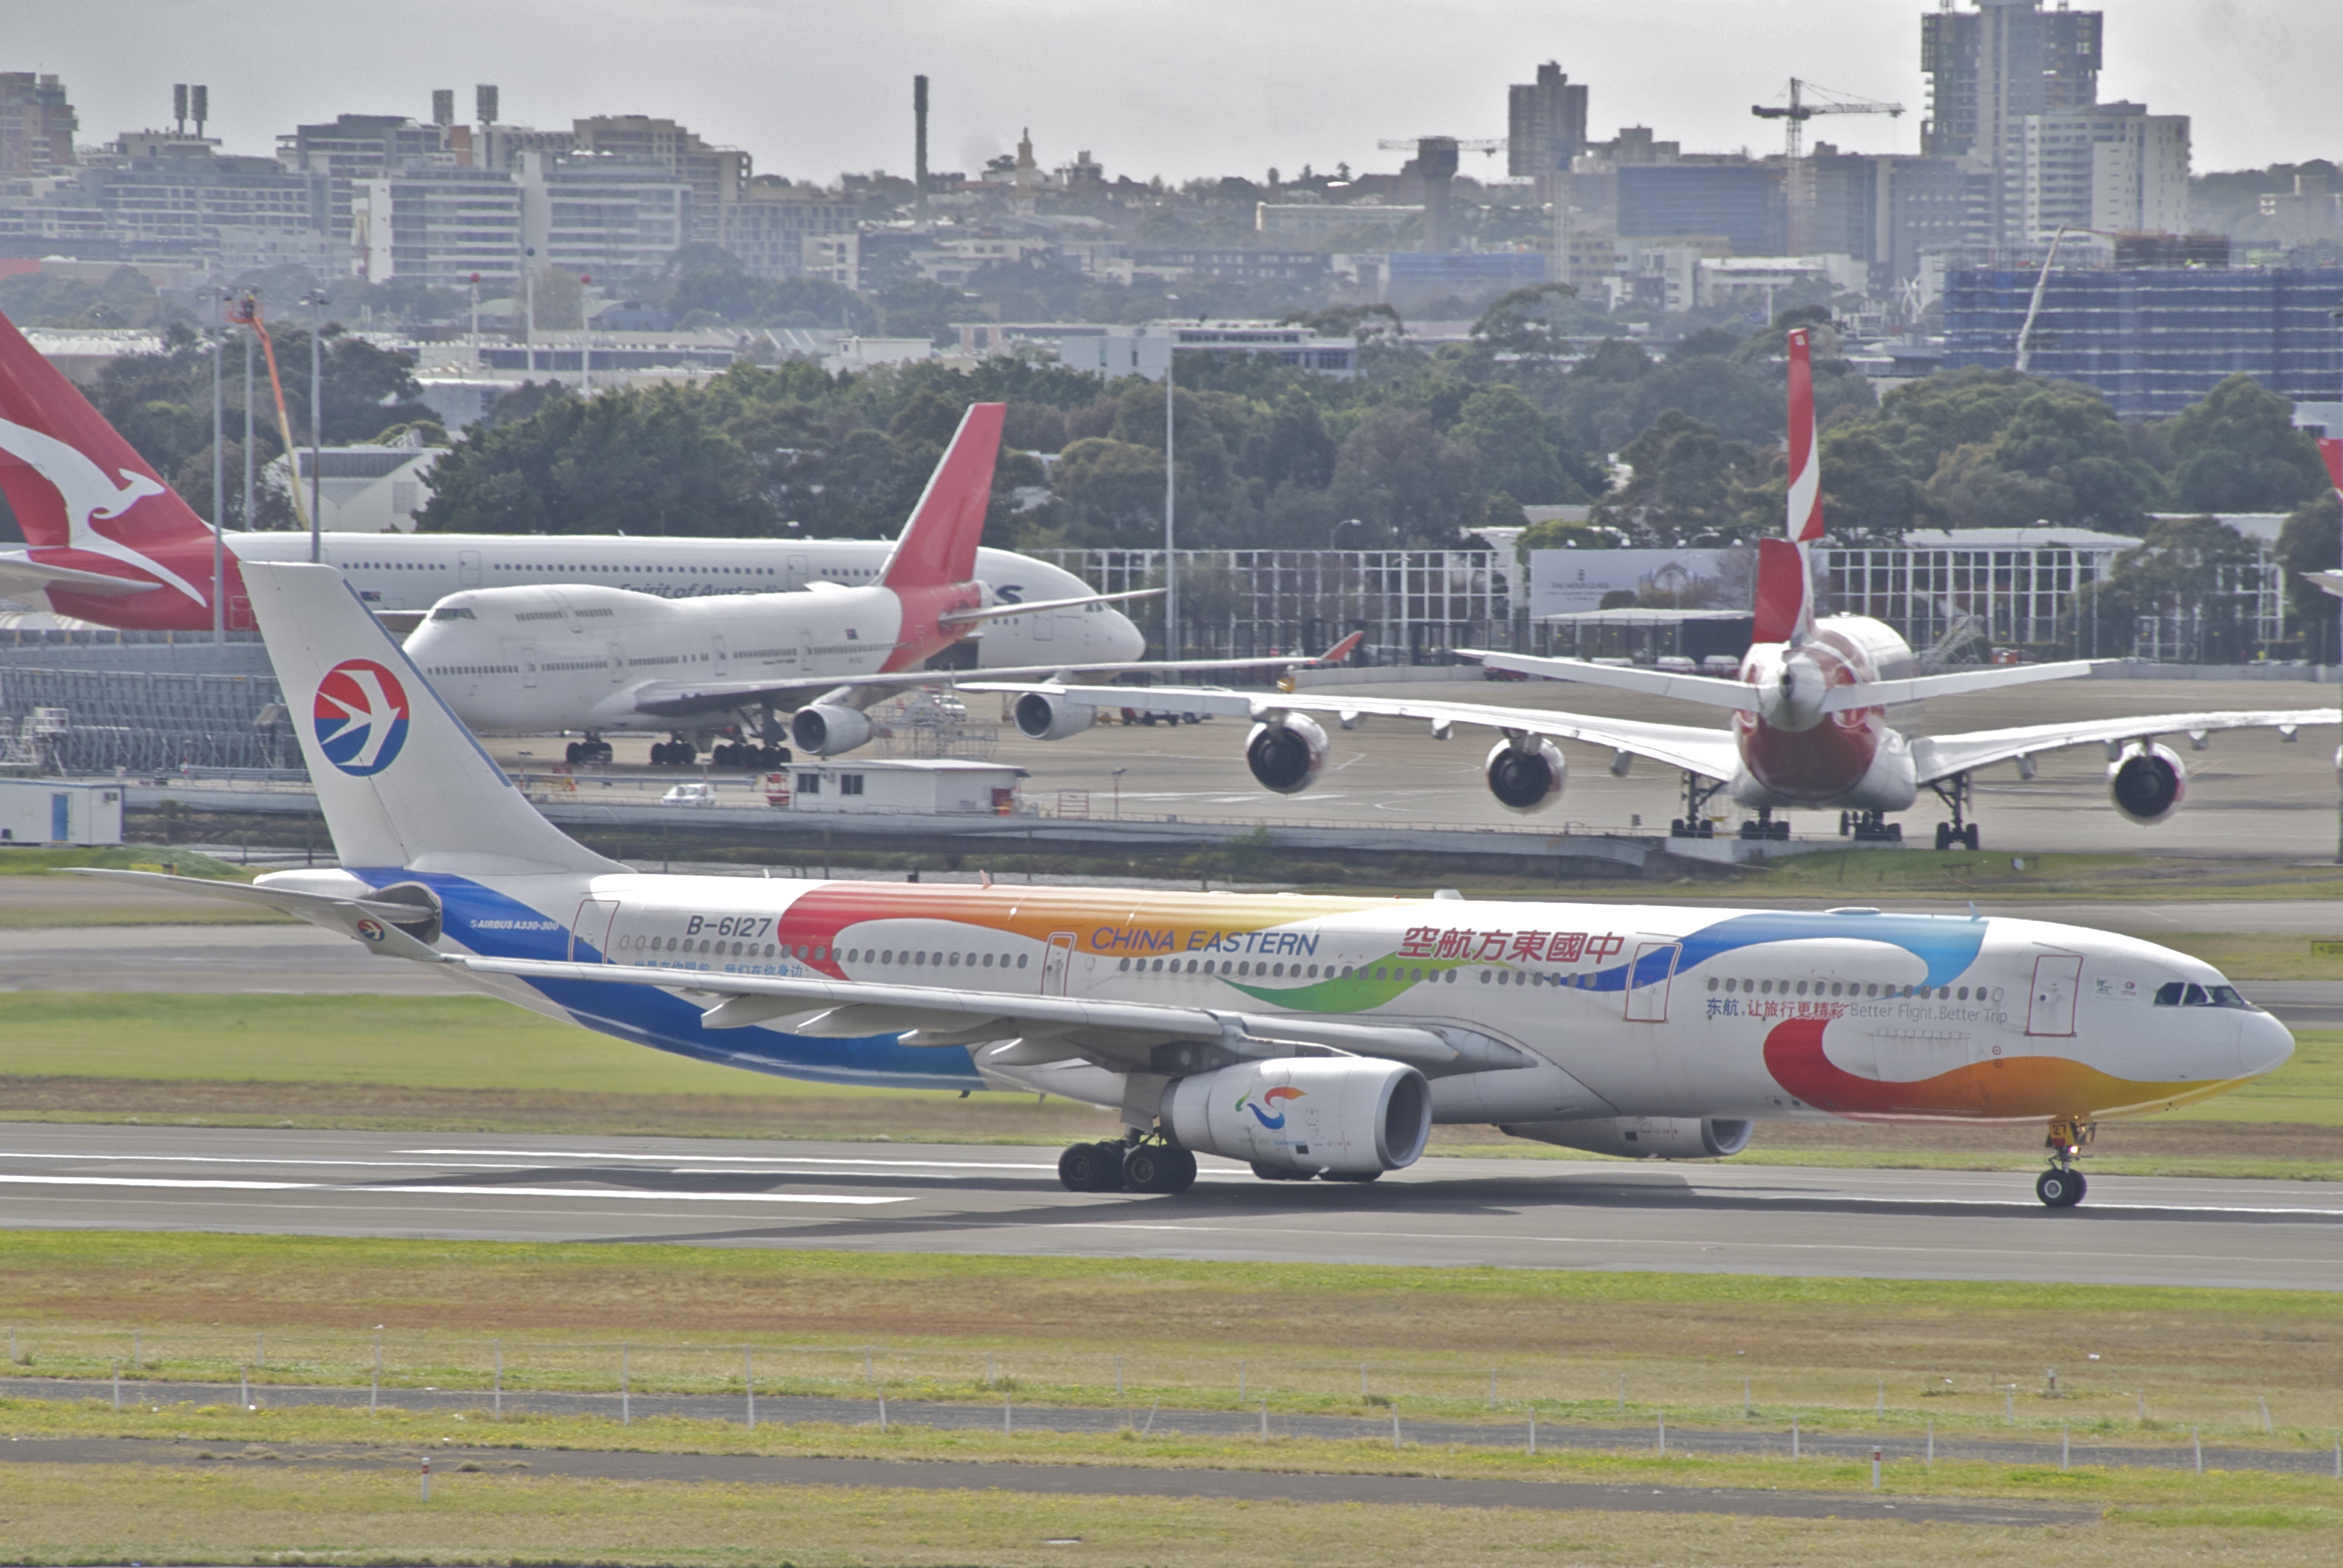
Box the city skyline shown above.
[10,0,2337,189]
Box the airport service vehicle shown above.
[659,781,719,807]
[0,308,1143,672]
[986,331,2337,848]
[90,559,2294,1207]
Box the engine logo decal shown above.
[1237,1085,1304,1129]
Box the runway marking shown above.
[404,1147,1066,1172]
[0,1174,905,1206]
[0,1152,542,1172]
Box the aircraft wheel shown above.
[2035,1168,2086,1208]
[1058,1142,1126,1192]
[1934,822,1952,851]
[1839,811,1852,837]
[1964,823,1981,851]
[1250,1161,1310,1181]
[1123,1144,1197,1194]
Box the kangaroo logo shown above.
[0,415,206,606]
[1236,1085,1305,1130]
[314,659,410,776]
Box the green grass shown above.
[2163,1028,2343,1126]
[0,845,244,876]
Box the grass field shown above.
[7,1459,2338,1568]
[4,1233,2337,1442]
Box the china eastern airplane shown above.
[986,331,2339,849]
[83,558,2293,1206]
[0,308,1143,673]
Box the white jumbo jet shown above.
[86,558,2295,1207]
[985,331,2339,848]
[0,307,1142,672]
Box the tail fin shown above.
[240,560,622,876]
[2320,435,2342,500]
[0,308,214,556]
[1751,537,1813,646]
[880,402,1004,591]
[1785,327,1824,544]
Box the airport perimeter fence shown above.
[0,666,294,774]
[5,1325,2335,1450]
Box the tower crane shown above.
[1750,79,1904,163]
[1375,135,1506,253]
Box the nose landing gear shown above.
[2035,1117,2093,1207]
[1928,772,1980,851]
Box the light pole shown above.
[522,247,537,376]
[1161,320,1178,663]
[209,297,224,643]
[302,290,328,561]
[1112,767,1126,820]
[578,272,592,395]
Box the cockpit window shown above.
[430,606,476,621]
[2154,981,2254,1009]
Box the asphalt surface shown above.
[5,1375,2328,1484]
[0,1124,2335,1289]
[0,1436,2092,1526]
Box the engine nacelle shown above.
[1012,691,1097,742]
[1484,737,1566,814]
[1497,1115,1754,1160]
[1245,714,1329,795]
[1162,1057,1430,1177]
[2108,741,2186,825]
[366,881,444,945]
[789,703,872,757]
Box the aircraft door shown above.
[786,552,808,589]
[1032,606,1054,641]
[791,627,811,670]
[607,642,625,682]
[2026,954,2083,1037]
[712,634,730,675]
[458,550,481,587]
[1623,940,1680,1022]
[519,646,538,688]
[1041,931,1077,996]
[569,899,620,962]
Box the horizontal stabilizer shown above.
[941,585,1163,626]
[1820,660,2100,711]
[0,552,166,598]
[1466,650,1761,711]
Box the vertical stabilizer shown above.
[0,308,215,598]
[240,561,623,876]
[880,402,1005,591]
[1785,327,1824,544]
[2320,436,2341,500]
[1751,537,1813,646]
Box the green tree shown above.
[419,384,774,535]
[2075,515,2266,661]
[1816,425,1934,541]
[2276,490,2342,656]
[1328,405,1482,547]
[1591,410,1766,541]
[1933,384,2161,532]
[1452,384,1593,504]
[2164,374,2328,513]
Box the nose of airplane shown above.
[2238,1008,2296,1079]
[1103,607,1146,662]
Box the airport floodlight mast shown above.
[303,289,328,561]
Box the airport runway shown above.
[1,1124,2334,1289]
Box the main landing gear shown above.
[2035,1117,2093,1208]
[1929,771,1981,851]
[1838,810,1904,843]
[564,734,614,766]
[1738,806,1791,841]
[1058,1137,1197,1194]
[1669,772,1725,839]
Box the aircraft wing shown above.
[64,868,444,959]
[964,680,1745,781]
[0,551,165,601]
[1910,708,2340,783]
[1463,649,1760,711]
[447,956,1530,1075]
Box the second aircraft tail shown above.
[880,402,1005,592]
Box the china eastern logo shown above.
[314,659,410,776]
[1237,1085,1305,1129]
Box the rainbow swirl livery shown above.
[94,563,2293,1207]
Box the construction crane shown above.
[1751,79,1904,163]
[1375,135,1506,252]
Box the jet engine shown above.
[1245,714,1330,795]
[789,704,872,757]
[1162,1057,1430,1177]
[1012,691,1096,742]
[1484,737,1566,814]
[1497,1115,1754,1160]
[2108,741,2187,825]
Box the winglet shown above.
[881,402,1005,592]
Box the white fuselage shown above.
[1730,614,1922,811]
[226,531,1140,671]
[260,866,2293,1128]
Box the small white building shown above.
[0,778,124,845]
[769,758,1025,816]
[266,436,442,533]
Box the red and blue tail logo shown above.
[314,659,410,776]
[1237,1085,1305,1129]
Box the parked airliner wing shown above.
[1910,708,2339,783]
[1464,650,1762,711]
[970,680,1745,780]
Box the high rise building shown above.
[0,72,77,178]
[1920,0,2102,160]
[570,115,748,246]
[1999,101,2188,243]
[1507,63,1589,178]
[717,175,856,279]
[518,152,689,281]
[354,167,524,288]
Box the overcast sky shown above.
[12,1,2337,185]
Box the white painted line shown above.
[0,1174,905,1206]
[0,1152,538,1172]
[402,1147,1063,1172]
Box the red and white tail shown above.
[2320,435,2342,501]
[1751,537,1813,646]
[881,402,1004,592]
[1785,327,1824,544]
[0,308,214,565]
